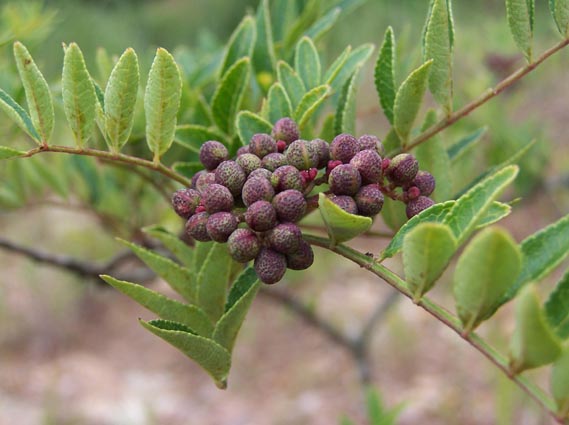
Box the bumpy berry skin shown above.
[195,172,217,193]
[350,149,383,183]
[248,168,273,181]
[330,195,358,214]
[329,164,362,196]
[236,153,262,175]
[386,153,419,185]
[172,188,200,219]
[200,141,228,170]
[271,117,300,145]
[266,223,302,254]
[254,248,287,284]
[285,140,319,170]
[202,183,234,213]
[191,170,205,189]
[406,196,435,219]
[358,134,385,156]
[249,133,277,158]
[272,189,307,222]
[308,139,330,169]
[206,212,239,242]
[185,212,211,242]
[355,185,384,216]
[261,152,288,171]
[236,145,250,156]
[412,170,436,196]
[330,134,359,164]
[271,165,304,192]
[228,228,261,262]
[215,161,246,197]
[242,177,275,207]
[286,240,314,270]
[245,200,277,231]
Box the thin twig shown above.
[300,224,395,239]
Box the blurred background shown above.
[0,0,568,424]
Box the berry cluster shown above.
[171,117,436,285]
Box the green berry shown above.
[172,188,200,219]
[236,153,262,175]
[355,185,384,216]
[286,240,314,270]
[228,228,261,263]
[200,140,228,170]
[329,164,362,196]
[261,152,288,171]
[254,248,287,284]
[242,177,275,207]
[266,223,302,254]
[272,189,307,222]
[185,212,211,242]
[245,200,277,231]
[215,161,246,197]
[206,212,239,242]
[285,140,319,170]
[386,153,419,185]
[250,133,277,158]
[330,134,359,163]
[271,117,300,145]
[350,149,382,183]
[271,165,304,192]
[202,183,234,213]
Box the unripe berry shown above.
[172,188,200,219]
[406,196,435,219]
[285,140,319,170]
[195,172,216,193]
[286,240,314,270]
[200,140,228,170]
[272,189,307,222]
[249,133,277,158]
[228,228,261,263]
[308,138,330,169]
[254,248,287,284]
[206,212,239,242]
[191,170,205,189]
[242,177,275,207]
[355,185,384,216]
[358,134,385,156]
[261,152,288,171]
[202,183,234,213]
[329,195,358,214]
[386,153,419,185]
[245,200,277,231]
[350,149,383,183]
[330,133,359,163]
[406,186,421,201]
[271,117,300,146]
[215,161,246,197]
[412,170,436,196]
[248,168,272,181]
[271,165,304,192]
[329,164,362,196]
[266,223,302,254]
[185,212,211,242]
[236,153,262,175]
[236,145,250,156]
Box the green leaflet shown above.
[329,43,374,94]
[324,46,351,86]
[545,270,569,340]
[143,225,194,268]
[62,43,97,148]
[0,146,26,160]
[443,165,518,245]
[236,111,273,145]
[475,201,511,229]
[101,275,214,337]
[506,0,535,62]
[365,387,403,425]
[119,239,195,303]
[447,127,487,161]
[95,47,114,85]
[220,15,257,77]
[550,0,569,36]
[144,48,182,162]
[334,67,359,135]
[212,57,251,135]
[383,127,402,153]
[551,348,569,417]
[453,227,522,333]
[196,243,233,322]
[13,42,54,143]
[277,61,306,109]
[423,0,454,114]
[0,88,40,142]
[140,319,231,388]
[318,192,373,246]
[295,36,321,90]
[374,26,396,124]
[282,0,321,53]
[266,83,293,124]
[294,84,330,129]
[415,109,452,201]
[270,0,297,42]
[172,161,203,179]
[509,287,562,374]
[192,241,215,274]
[33,156,69,199]
[253,0,276,78]
[319,113,336,141]
[104,48,139,152]
[403,223,456,301]
[175,125,229,153]
[213,267,260,353]
[305,7,340,41]
[393,60,432,145]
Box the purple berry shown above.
[236,153,262,175]
[261,152,288,171]
[215,161,246,197]
[406,196,435,219]
[249,133,277,158]
[245,200,277,231]
[355,185,384,216]
[285,140,319,170]
[286,240,314,270]
[242,177,275,207]
[386,154,419,185]
[248,168,272,181]
[329,164,362,196]
[308,138,330,169]
[206,212,239,242]
[195,172,217,193]
[412,170,436,196]
[200,141,228,170]
[330,134,359,163]
[350,149,383,183]
[185,212,211,242]
[271,165,304,192]
[271,117,300,145]
[227,228,261,263]
[202,183,234,213]
[191,170,205,189]
[236,145,250,156]
[171,188,200,219]
[254,248,287,284]
[358,134,385,156]
[266,223,302,254]
[329,195,358,214]
[272,189,307,222]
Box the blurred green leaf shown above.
[143,225,194,268]
[551,348,569,417]
[319,113,336,141]
[305,7,340,41]
[0,146,26,160]
[13,42,54,143]
[324,46,351,86]
[509,287,562,374]
[447,127,487,162]
[318,192,372,245]
[271,0,297,42]
[192,241,214,274]
[549,0,569,36]
[295,84,330,129]
[277,60,306,109]
[0,88,40,142]
[295,36,321,90]
[220,15,256,77]
[266,83,293,124]
[34,157,69,199]
[236,110,273,145]
[506,0,535,62]
[175,125,228,153]
[197,243,233,322]
[282,0,321,52]
[383,127,401,153]
[95,47,114,85]
[335,68,359,135]
[366,387,403,425]
[453,227,522,333]
[545,270,569,340]
[374,27,396,124]
[330,43,374,93]
[253,0,276,78]
[172,161,204,179]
